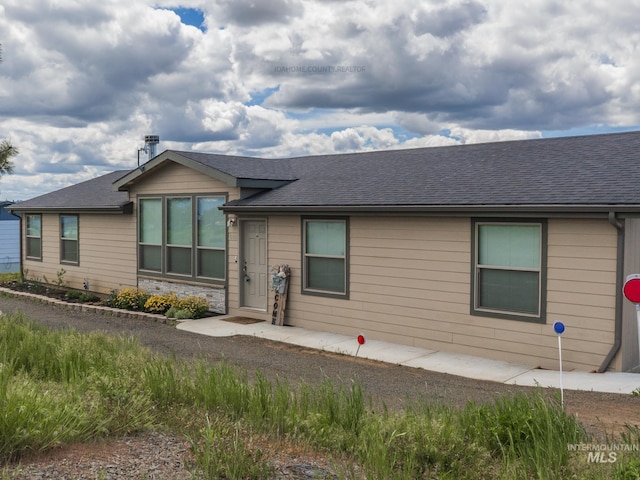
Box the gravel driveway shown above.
[2,294,639,478]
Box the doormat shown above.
[220,316,264,325]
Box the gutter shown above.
[598,211,624,372]
[220,203,640,217]
[8,203,134,215]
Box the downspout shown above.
[597,211,624,372]
[12,209,23,280]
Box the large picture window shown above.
[303,219,348,297]
[25,214,42,260]
[60,215,79,264]
[138,195,226,281]
[472,220,546,322]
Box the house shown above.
[9,130,640,373]
[0,201,20,274]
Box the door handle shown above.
[243,261,250,281]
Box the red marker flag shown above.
[355,334,366,356]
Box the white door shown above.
[240,220,267,309]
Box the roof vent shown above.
[137,135,160,166]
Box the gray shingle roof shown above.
[12,131,640,215]
[223,130,640,213]
[174,151,296,181]
[10,171,132,212]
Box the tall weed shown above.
[194,362,252,418]
[0,365,102,461]
[1,310,633,479]
[142,358,194,408]
[461,391,587,479]
[0,313,157,461]
[188,415,273,479]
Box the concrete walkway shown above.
[177,316,640,395]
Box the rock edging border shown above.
[0,286,176,324]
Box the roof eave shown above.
[9,202,134,215]
[220,204,640,217]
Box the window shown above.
[472,220,546,322]
[60,215,79,264]
[167,197,192,275]
[25,214,42,260]
[197,197,226,279]
[139,198,162,271]
[138,195,226,281]
[303,219,348,296]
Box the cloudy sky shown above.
[1,0,639,200]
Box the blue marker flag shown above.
[553,321,565,335]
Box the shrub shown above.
[103,290,208,318]
[79,292,100,303]
[105,288,150,311]
[165,306,195,320]
[144,293,178,314]
[175,296,210,319]
[174,309,195,320]
[65,290,83,300]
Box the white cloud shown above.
[0,0,639,200]
[209,0,304,27]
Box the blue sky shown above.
[172,7,206,32]
[1,1,639,200]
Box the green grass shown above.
[0,309,638,479]
[0,272,20,284]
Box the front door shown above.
[240,220,267,309]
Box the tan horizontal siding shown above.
[226,225,240,311]
[22,213,137,294]
[351,255,468,273]
[132,162,239,198]
[548,302,614,321]
[550,257,617,271]
[76,214,137,293]
[548,268,616,284]
[353,247,464,263]
[547,290,615,309]
[352,237,469,253]
[546,219,617,363]
[547,278,615,296]
[494,327,612,352]
[227,215,619,372]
